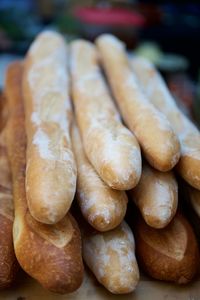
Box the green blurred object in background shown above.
[0,4,40,53]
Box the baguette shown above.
[131,56,200,190]
[70,40,141,190]
[0,129,19,288]
[96,34,180,172]
[5,61,84,294]
[134,212,199,284]
[82,220,139,294]
[23,31,77,224]
[130,163,178,228]
[71,123,128,231]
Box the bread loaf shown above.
[5,61,84,294]
[96,34,180,172]
[130,163,178,228]
[82,220,139,294]
[134,212,199,284]
[131,56,200,190]
[72,123,128,231]
[23,31,77,224]
[70,40,141,190]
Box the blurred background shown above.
[0,0,200,124]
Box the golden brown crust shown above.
[82,221,140,294]
[134,213,199,284]
[23,31,77,224]
[130,56,200,190]
[15,212,83,293]
[72,123,128,232]
[176,155,200,190]
[0,215,19,289]
[0,107,19,289]
[5,61,84,294]
[96,34,180,172]
[70,40,141,190]
[0,138,12,191]
[130,163,178,228]
[0,142,19,289]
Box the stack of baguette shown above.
[0,31,200,295]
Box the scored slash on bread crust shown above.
[130,56,200,190]
[134,213,199,284]
[70,39,141,190]
[5,61,84,294]
[96,34,180,172]
[23,31,77,224]
[1,31,200,295]
[71,122,128,232]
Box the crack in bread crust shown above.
[25,212,74,248]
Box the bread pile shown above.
[0,31,200,295]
